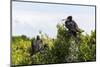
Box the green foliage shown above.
[12,23,96,66]
[78,30,96,61]
[12,36,32,65]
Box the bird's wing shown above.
[73,21,80,31]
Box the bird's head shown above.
[62,16,73,21]
[36,35,40,40]
[67,16,72,21]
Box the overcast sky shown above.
[12,1,95,38]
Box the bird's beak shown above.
[62,19,66,21]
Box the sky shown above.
[12,1,95,38]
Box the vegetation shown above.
[12,23,96,66]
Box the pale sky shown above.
[12,1,95,38]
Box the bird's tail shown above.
[77,28,84,33]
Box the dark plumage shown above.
[64,16,80,37]
[30,35,48,56]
